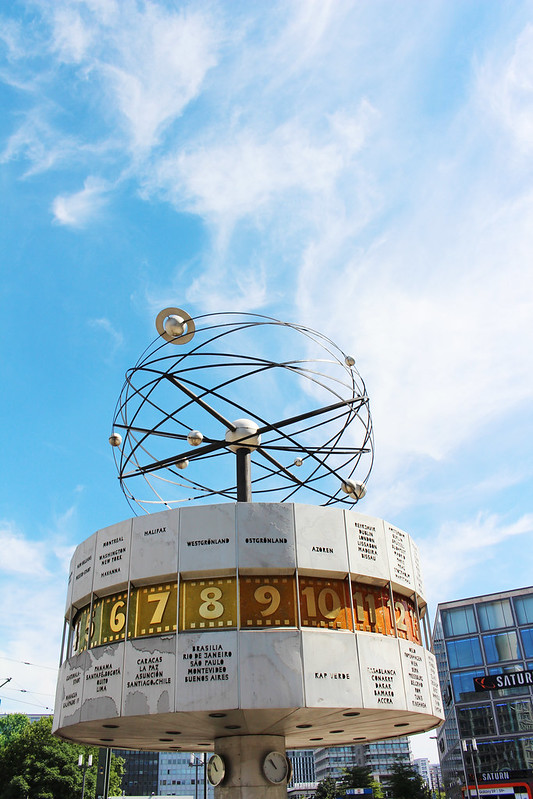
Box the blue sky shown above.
[1,0,533,761]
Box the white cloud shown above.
[419,512,533,603]
[51,6,95,63]
[0,109,116,176]
[287,23,533,491]
[153,106,375,221]
[146,101,376,310]
[477,23,533,152]
[1,114,72,174]
[0,518,73,712]
[0,577,62,712]
[0,521,49,577]
[0,16,26,61]
[49,1,220,154]
[52,175,109,226]
[88,317,124,360]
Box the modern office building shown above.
[413,758,442,794]
[364,738,412,783]
[157,752,211,799]
[314,744,358,782]
[314,736,412,789]
[113,749,210,797]
[114,749,160,795]
[288,749,316,786]
[433,586,533,799]
[429,762,443,794]
[413,757,431,787]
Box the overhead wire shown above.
[0,655,57,671]
[0,693,54,712]
[0,657,57,712]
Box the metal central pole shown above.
[236,449,252,502]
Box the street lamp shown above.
[189,753,205,799]
[429,735,445,799]
[462,739,480,799]
[78,753,93,799]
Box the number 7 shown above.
[147,592,170,624]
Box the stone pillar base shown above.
[214,735,287,799]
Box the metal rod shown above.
[236,448,252,502]
[256,447,306,487]
[164,374,237,431]
[256,396,367,436]
[123,438,226,478]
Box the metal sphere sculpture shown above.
[111,308,374,514]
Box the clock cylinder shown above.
[53,502,443,751]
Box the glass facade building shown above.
[111,749,211,797]
[433,587,533,799]
[158,752,211,798]
[314,737,412,792]
[113,749,160,795]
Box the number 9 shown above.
[254,585,281,617]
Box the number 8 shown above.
[199,587,224,619]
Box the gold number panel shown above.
[179,577,237,631]
[128,582,178,639]
[72,604,91,654]
[70,575,422,650]
[352,583,393,637]
[351,581,421,643]
[89,591,129,648]
[391,593,421,644]
[240,575,297,628]
[298,576,353,630]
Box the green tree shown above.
[339,764,374,789]
[0,715,123,799]
[339,764,383,798]
[0,714,30,747]
[316,776,340,799]
[385,762,432,799]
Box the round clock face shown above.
[263,751,289,784]
[207,754,225,786]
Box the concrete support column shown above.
[214,735,288,799]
